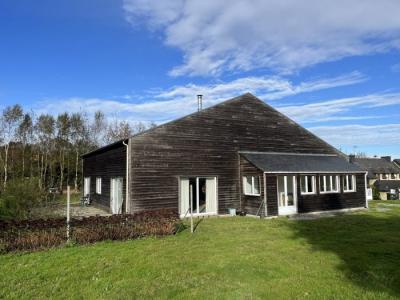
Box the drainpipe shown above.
[123,140,130,213]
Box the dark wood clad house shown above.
[82,93,368,217]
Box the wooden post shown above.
[67,185,70,243]
[190,184,194,234]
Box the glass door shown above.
[179,177,217,217]
[277,175,297,215]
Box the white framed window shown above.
[390,173,396,180]
[96,177,102,194]
[320,175,340,193]
[300,175,316,195]
[84,177,91,196]
[343,175,356,192]
[243,176,261,196]
[381,174,388,180]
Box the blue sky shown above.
[1,0,400,157]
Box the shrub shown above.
[372,186,381,200]
[0,178,47,221]
[0,209,180,253]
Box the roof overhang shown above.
[240,151,365,174]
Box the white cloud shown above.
[123,0,400,76]
[308,124,400,146]
[278,93,400,123]
[33,72,366,123]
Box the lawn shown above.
[1,201,400,299]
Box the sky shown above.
[0,0,400,157]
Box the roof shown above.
[373,180,400,192]
[82,93,344,159]
[394,159,400,167]
[81,139,127,158]
[353,157,400,178]
[241,152,365,173]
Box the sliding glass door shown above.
[179,177,217,217]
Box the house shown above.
[353,156,400,200]
[82,93,367,217]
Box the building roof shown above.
[81,139,127,158]
[353,157,400,178]
[394,159,400,168]
[373,180,400,192]
[241,152,364,173]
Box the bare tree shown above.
[17,113,33,178]
[1,105,23,187]
[56,113,70,191]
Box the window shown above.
[391,173,396,180]
[343,175,356,192]
[84,177,90,196]
[300,175,316,195]
[320,175,339,193]
[243,176,261,196]
[96,177,102,194]
[381,174,388,180]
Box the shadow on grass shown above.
[284,212,400,297]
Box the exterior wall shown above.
[239,156,264,216]
[379,192,388,201]
[297,174,366,213]
[265,175,279,216]
[129,94,339,214]
[82,144,126,211]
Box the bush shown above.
[0,209,180,253]
[0,178,47,221]
[372,186,381,200]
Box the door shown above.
[277,175,297,215]
[179,177,217,217]
[110,177,123,214]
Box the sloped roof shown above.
[241,152,364,173]
[353,158,400,178]
[373,180,400,192]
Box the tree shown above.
[17,113,33,178]
[56,113,70,191]
[90,110,107,147]
[1,105,23,188]
[35,114,55,188]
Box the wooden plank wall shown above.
[83,144,126,211]
[239,156,264,216]
[129,94,339,214]
[297,174,366,213]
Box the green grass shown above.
[1,200,400,299]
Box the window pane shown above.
[326,176,332,191]
[287,176,294,205]
[253,177,260,195]
[300,176,306,193]
[348,175,353,190]
[278,176,285,207]
[307,176,313,193]
[332,176,337,191]
[245,176,252,194]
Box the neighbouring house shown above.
[82,93,368,217]
[352,156,400,200]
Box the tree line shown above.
[0,104,155,193]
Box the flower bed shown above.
[0,209,179,253]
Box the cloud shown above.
[123,0,400,76]
[32,72,366,123]
[308,124,400,146]
[278,93,400,123]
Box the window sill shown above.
[320,191,340,194]
[343,190,356,193]
[244,193,261,197]
[300,192,316,196]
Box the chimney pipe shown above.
[197,94,203,112]
[349,154,355,164]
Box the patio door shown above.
[179,177,217,217]
[277,175,297,215]
[110,177,123,214]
